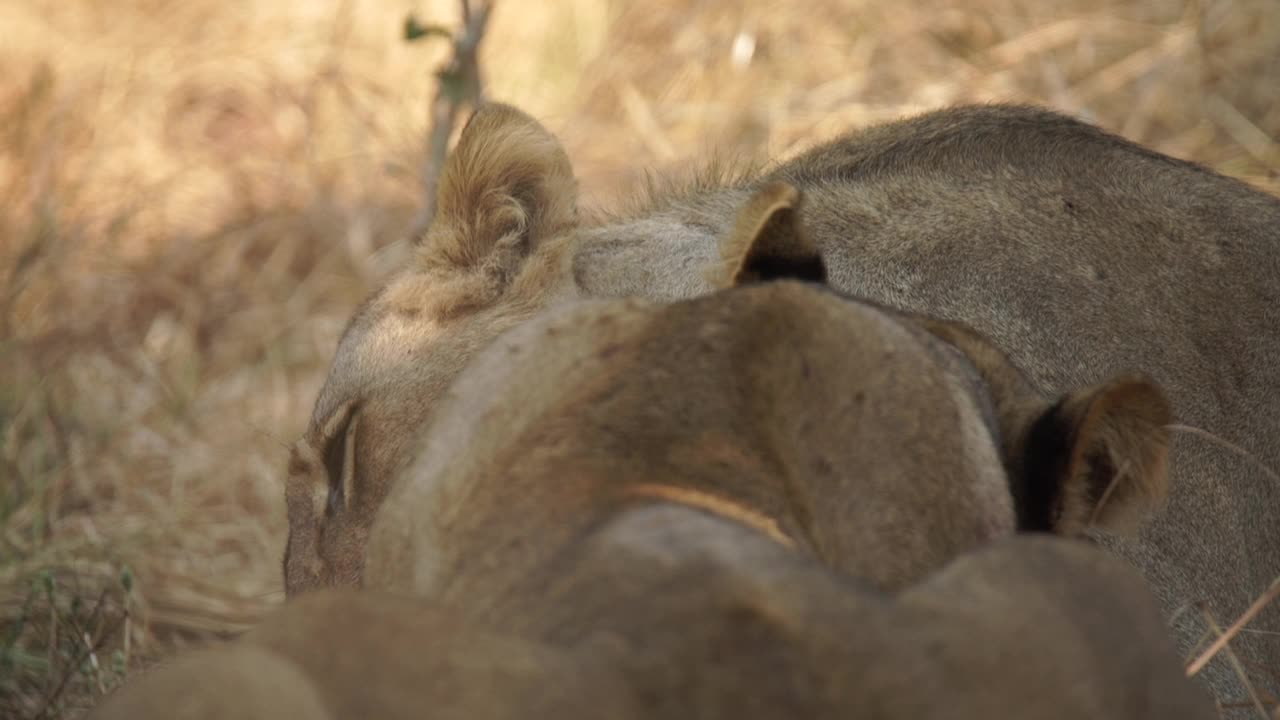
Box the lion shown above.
[585,104,1280,706]
[285,102,1280,705]
[92,530,1214,719]
[507,510,1216,719]
[84,590,641,720]
[359,183,1173,610]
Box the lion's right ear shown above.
[712,182,827,288]
[417,103,578,282]
[283,399,360,595]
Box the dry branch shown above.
[1191,603,1272,719]
[1187,577,1280,679]
[406,0,494,243]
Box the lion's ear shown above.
[283,399,361,595]
[286,399,361,518]
[1019,375,1172,536]
[712,182,826,288]
[908,316,1172,537]
[417,103,578,282]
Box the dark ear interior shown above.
[715,182,827,288]
[317,400,361,516]
[904,315,1172,537]
[1019,375,1172,535]
[283,398,359,595]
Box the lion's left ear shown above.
[711,182,827,288]
[1021,375,1173,536]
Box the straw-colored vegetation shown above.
[1,0,1276,717]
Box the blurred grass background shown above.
[1,0,1277,717]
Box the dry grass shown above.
[0,0,1276,717]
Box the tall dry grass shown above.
[0,0,1276,717]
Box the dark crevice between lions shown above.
[1017,398,1072,533]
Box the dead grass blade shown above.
[1187,578,1280,680]
[2,1,1277,718]
[1165,424,1280,487]
[1190,603,1273,719]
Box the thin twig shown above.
[36,588,105,720]
[44,588,56,695]
[1198,602,1269,712]
[1187,576,1280,678]
[34,593,126,720]
[407,0,495,243]
[1184,627,1214,665]
[122,598,131,672]
[83,631,104,695]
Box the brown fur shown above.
[500,509,1215,719]
[282,105,583,596]
[361,185,1171,613]
[901,315,1173,534]
[94,534,1213,719]
[287,101,1279,705]
[737,105,1280,707]
[86,591,641,720]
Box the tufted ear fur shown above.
[712,182,827,288]
[907,316,1172,536]
[1020,376,1172,535]
[416,102,578,285]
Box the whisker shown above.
[1165,424,1280,486]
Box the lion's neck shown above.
[571,217,724,300]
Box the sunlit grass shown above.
[1,0,1276,717]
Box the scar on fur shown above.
[623,483,795,549]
